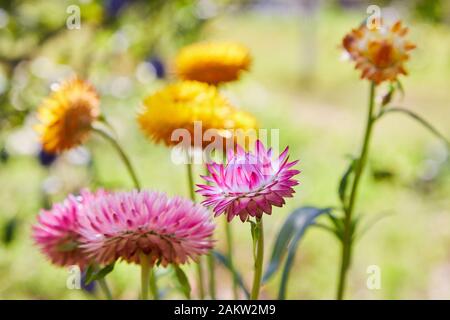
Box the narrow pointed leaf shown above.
[263,206,332,283]
[85,263,115,285]
[381,83,395,107]
[378,107,449,147]
[338,158,356,207]
[396,80,404,99]
[84,264,95,286]
[174,265,191,299]
[278,207,332,299]
[325,212,344,240]
[356,212,394,240]
[250,221,259,260]
[2,216,19,245]
[213,250,250,299]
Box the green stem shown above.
[204,166,216,300]
[97,278,113,300]
[92,126,141,189]
[225,219,239,299]
[250,218,264,300]
[196,259,205,300]
[140,253,150,300]
[98,116,119,138]
[207,253,216,300]
[186,162,197,201]
[218,153,239,299]
[186,162,205,300]
[149,268,159,300]
[337,81,376,300]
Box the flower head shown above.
[78,190,215,266]
[32,190,105,268]
[342,20,416,84]
[137,81,257,148]
[197,140,300,222]
[35,77,100,153]
[175,42,251,85]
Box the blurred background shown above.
[0,0,449,299]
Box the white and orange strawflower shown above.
[342,20,416,84]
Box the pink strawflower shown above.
[78,190,215,266]
[32,190,106,268]
[197,140,300,222]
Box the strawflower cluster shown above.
[28,17,444,302]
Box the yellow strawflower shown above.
[35,77,100,153]
[175,42,251,85]
[137,81,257,148]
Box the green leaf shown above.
[95,263,115,280]
[338,158,356,208]
[350,215,360,242]
[355,212,394,240]
[396,80,404,99]
[249,220,259,260]
[278,207,332,299]
[377,107,450,147]
[213,250,250,299]
[263,207,332,285]
[85,263,115,285]
[381,83,395,107]
[2,216,19,246]
[84,264,95,286]
[312,221,340,239]
[250,220,257,240]
[174,265,191,299]
[325,212,344,240]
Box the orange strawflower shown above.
[343,20,416,84]
[35,77,100,153]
